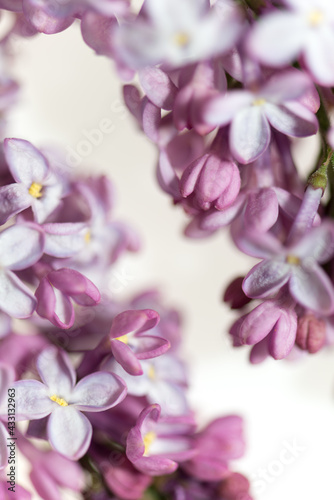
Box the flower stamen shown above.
[143,431,156,456]
[28,182,43,199]
[308,9,324,27]
[253,98,266,107]
[50,394,68,407]
[286,254,300,265]
[173,32,190,47]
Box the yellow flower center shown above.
[173,32,190,47]
[115,335,128,344]
[253,98,266,107]
[28,182,43,198]
[286,254,300,265]
[50,394,68,407]
[308,9,324,26]
[84,230,91,244]
[143,431,156,456]
[148,364,156,380]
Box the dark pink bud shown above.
[224,277,252,310]
[218,472,251,500]
[296,314,326,354]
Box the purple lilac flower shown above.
[108,309,170,375]
[126,404,195,476]
[0,138,67,224]
[0,222,44,318]
[248,0,334,85]
[13,346,127,459]
[203,69,318,163]
[240,221,334,315]
[35,267,100,329]
[115,0,243,69]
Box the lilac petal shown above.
[41,452,85,491]
[35,277,56,321]
[4,138,49,186]
[48,268,100,306]
[110,309,160,339]
[48,406,92,459]
[32,181,64,224]
[134,335,170,360]
[13,380,53,420]
[204,91,253,127]
[249,337,269,364]
[264,102,318,137]
[304,29,334,86]
[238,302,281,345]
[243,189,279,233]
[0,270,37,318]
[0,223,45,270]
[197,158,238,207]
[123,84,142,122]
[180,156,207,198]
[0,183,31,224]
[268,309,297,360]
[22,3,74,34]
[243,259,290,299]
[247,12,305,66]
[70,371,126,412]
[142,99,161,143]
[81,11,115,57]
[0,422,8,470]
[260,69,312,104]
[230,106,270,164]
[291,222,334,264]
[232,226,282,259]
[273,187,302,220]
[157,151,182,199]
[148,381,188,416]
[43,222,88,258]
[103,359,150,396]
[0,363,14,405]
[149,436,195,461]
[37,346,76,398]
[111,340,143,376]
[289,266,334,315]
[133,455,178,476]
[52,287,75,329]
[200,196,245,231]
[139,67,177,110]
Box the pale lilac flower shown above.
[103,355,189,416]
[35,268,100,329]
[0,139,66,224]
[0,222,44,318]
[13,346,127,459]
[115,0,243,69]
[203,69,318,163]
[109,309,170,376]
[248,0,334,85]
[126,404,195,476]
[241,222,334,315]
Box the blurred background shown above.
[4,19,334,499]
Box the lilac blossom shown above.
[108,309,170,376]
[0,139,66,224]
[0,222,44,318]
[240,221,334,315]
[13,346,127,459]
[115,0,243,69]
[103,355,189,416]
[203,69,318,163]
[35,267,100,329]
[248,0,334,85]
[126,404,195,476]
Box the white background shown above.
[5,19,334,500]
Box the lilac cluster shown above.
[0,136,251,498]
[12,0,331,364]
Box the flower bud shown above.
[218,472,252,500]
[223,277,252,310]
[296,313,326,354]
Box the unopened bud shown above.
[296,313,326,354]
[218,472,251,500]
[223,277,251,310]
